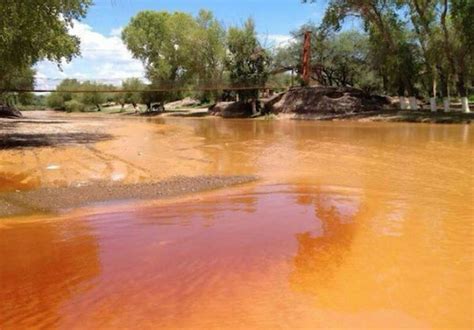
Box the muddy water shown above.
[1,115,473,328]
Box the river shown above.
[1,114,473,328]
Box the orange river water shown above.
[0,115,473,329]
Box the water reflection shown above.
[291,185,359,289]
[1,183,472,328]
[1,117,472,328]
[289,184,473,328]
[0,218,100,328]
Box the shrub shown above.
[64,99,85,112]
[47,93,65,109]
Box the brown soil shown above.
[267,86,391,114]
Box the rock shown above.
[0,105,23,118]
[166,97,200,110]
[263,92,286,113]
[209,101,253,118]
[266,86,392,114]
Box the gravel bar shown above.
[0,175,258,218]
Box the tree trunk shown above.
[440,0,457,94]
[437,65,449,99]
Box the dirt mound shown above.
[267,86,391,114]
[166,97,199,110]
[209,101,253,118]
[0,105,22,118]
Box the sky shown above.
[36,0,335,89]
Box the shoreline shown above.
[13,108,473,124]
[0,175,258,218]
[281,110,474,124]
[136,107,474,124]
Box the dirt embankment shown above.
[267,86,391,114]
[209,86,391,118]
[208,86,473,123]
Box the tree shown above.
[46,79,81,110]
[404,0,439,99]
[191,10,227,102]
[80,81,108,111]
[0,0,92,116]
[226,19,271,103]
[122,10,229,104]
[303,0,472,111]
[122,11,198,93]
[47,79,115,112]
[448,0,473,111]
[319,0,421,98]
[273,25,381,92]
[0,67,36,107]
[115,78,146,111]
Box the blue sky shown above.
[36,0,331,88]
[87,0,327,37]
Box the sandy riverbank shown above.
[10,106,474,123]
[141,107,474,123]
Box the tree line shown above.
[296,0,473,111]
[48,10,274,112]
[0,0,472,114]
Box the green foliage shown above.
[0,67,36,106]
[115,78,146,108]
[0,0,92,106]
[274,26,382,92]
[47,93,66,110]
[226,19,271,101]
[46,79,81,109]
[191,10,227,102]
[64,99,85,112]
[47,80,116,111]
[17,92,35,106]
[122,11,198,86]
[122,10,228,103]
[267,73,293,91]
[0,0,91,70]
[79,82,108,110]
[301,0,472,98]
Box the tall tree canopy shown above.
[122,10,228,103]
[0,0,92,111]
[300,0,473,104]
[0,0,91,78]
[226,19,271,101]
[122,11,198,86]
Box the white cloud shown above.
[259,34,294,49]
[35,21,145,89]
[110,27,123,37]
